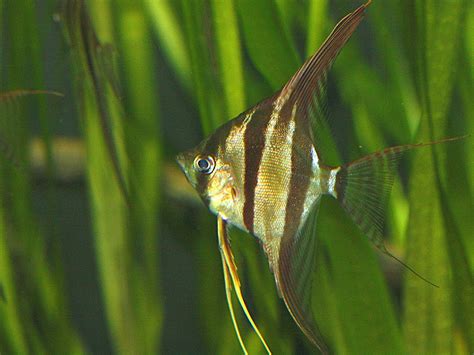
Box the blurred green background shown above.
[0,0,472,354]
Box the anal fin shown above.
[275,202,329,354]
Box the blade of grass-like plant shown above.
[82,88,135,353]
[318,198,403,354]
[404,126,453,353]
[305,0,328,57]
[75,0,130,206]
[459,53,474,261]
[442,14,474,352]
[461,7,474,253]
[237,0,300,90]
[403,0,469,353]
[441,47,474,351]
[63,1,141,353]
[3,0,39,260]
[369,0,421,138]
[210,0,245,117]
[0,211,28,353]
[115,1,163,351]
[441,198,474,351]
[334,38,411,147]
[143,0,191,91]
[181,0,225,134]
[311,254,349,354]
[273,0,294,34]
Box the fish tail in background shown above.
[326,136,467,286]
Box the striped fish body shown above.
[176,1,453,352]
[177,87,338,353]
[177,98,332,250]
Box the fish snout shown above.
[176,153,186,171]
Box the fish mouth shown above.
[175,153,186,171]
[176,152,195,188]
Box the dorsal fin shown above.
[279,1,371,153]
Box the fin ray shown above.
[280,2,371,157]
[333,137,466,285]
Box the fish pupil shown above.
[195,155,215,174]
[198,159,209,170]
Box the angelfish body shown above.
[177,98,335,262]
[177,1,445,353]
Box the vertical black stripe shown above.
[203,119,234,154]
[242,105,273,233]
[283,124,312,240]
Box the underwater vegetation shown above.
[0,0,472,354]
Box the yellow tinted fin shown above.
[218,216,272,354]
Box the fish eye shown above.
[194,155,215,175]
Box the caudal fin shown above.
[330,136,466,286]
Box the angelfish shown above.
[176,1,456,353]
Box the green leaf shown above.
[210,0,246,117]
[115,1,163,351]
[317,198,403,354]
[0,211,28,353]
[143,0,192,90]
[403,0,470,353]
[181,0,225,134]
[236,0,300,90]
[305,0,329,57]
[404,145,452,353]
[64,1,137,353]
[460,6,474,259]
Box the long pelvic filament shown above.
[217,216,272,354]
[221,253,248,354]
